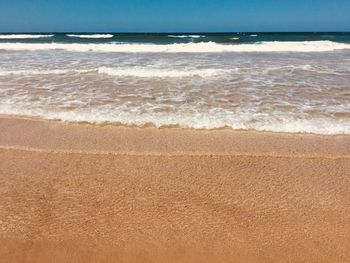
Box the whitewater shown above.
[0,33,349,134]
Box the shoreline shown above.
[1,112,349,135]
[3,114,349,163]
[2,113,350,135]
[0,116,349,262]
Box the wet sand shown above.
[0,116,349,263]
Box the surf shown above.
[0,41,349,53]
[0,34,54,39]
[66,34,114,39]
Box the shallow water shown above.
[0,33,349,134]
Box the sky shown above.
[0,0,349,32]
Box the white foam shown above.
[230,37,240,40]
[0,69,92,76]
[66,34,114,39]
[168,35,205,38]
[97,66,228,77]
[250,34,258,37]
[0,34,54,39]
[0,103,349,134]
[0,41,349,53]
[0,67,227,78]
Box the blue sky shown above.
[0,0,349,32]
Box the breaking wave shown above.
[66,34,114,39]
[1,103,349,134]
[0,34,54,39]
[168,35,205,38]
[1,41,349,53]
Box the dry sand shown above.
[0,116,349,263]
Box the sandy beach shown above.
[0,115,349,262]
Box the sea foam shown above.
[66,34,114,39]
[1,41,349,53]
[0,69,92,76]
[0,34,54,39]
[97,66,228,77]
[0,103,349,135]
[168,35,205,38]
[0,67,227,78]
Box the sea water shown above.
[0,32,349,134]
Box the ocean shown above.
[0,32,349,134]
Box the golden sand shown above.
[0,116,349,263]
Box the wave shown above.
[0,34,54,39]
[168,35,205,38]
[0,41,349,53]
[66,34,114,39]
[1,103,349,134]
[0,69,92,76]
[97,66,227,77]
[0,67,227,78]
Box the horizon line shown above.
[0,31,349,34]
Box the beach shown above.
[0,32,350,262]
[0,116,349,262]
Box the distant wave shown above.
[0,41,349,53]
[230,37,240,40]
[0,34,54,39]
[0,67,228,78]
[250,34,258,37]
[66,34,114,39]
[168,35,205,38]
